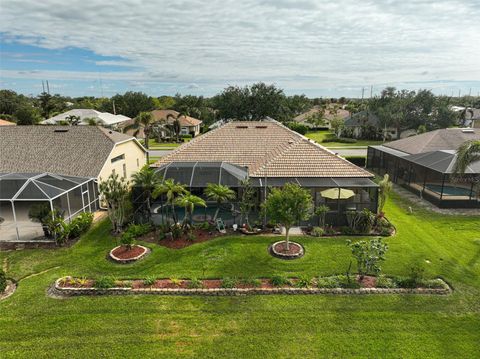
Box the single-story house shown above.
[152,110,202,137]
[41,109,132,129]
[342,111,415,140]
[367,128,480,208]
[293,105,350,129]
[0,126,146,242]
[150,120,378,226]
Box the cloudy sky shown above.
[1,0,479,97]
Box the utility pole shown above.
[46,80,50,94]
[112,100,116,115]
[370,85,373,98]
[42,80,45,93]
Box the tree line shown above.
[1,84,479,131]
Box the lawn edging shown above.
[0,280,17,301]
[108,245,150,264]
[52,277,451,297]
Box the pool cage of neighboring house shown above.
[367,146,480,208]
[0,173,99,242]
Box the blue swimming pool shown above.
[425,184,472,197]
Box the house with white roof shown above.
[41,109,131,128]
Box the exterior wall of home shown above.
[99,140,146,182]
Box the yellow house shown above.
[0,126,147,184]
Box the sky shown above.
[1,0,480,98]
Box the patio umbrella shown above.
[320,188,355,200]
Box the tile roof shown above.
[42,109,132,126]
[344,111,379,127]
[151,110,202,127]
[153,120,372,178]
[293,105,350,123]
[384,128,480,154]
[0,126,141,178]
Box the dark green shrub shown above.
[120,232,135,249]
[94,276,116,289]
[397,264,426,288]
[187,277,204,289]
[220,277,238,289]
[322,137,357,144]
[126,223,151,237]
[0,269,7,293]
[171,224,183,239]
[340,226,356,235]
[317,276,339,288]
[182,134,193,139]
[286,122,309,135]
[186,231,196,241]
[69,212,94,238]
[270,275,291,287]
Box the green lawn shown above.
[306,130,384,147]
[142,138,189,150]
[1,192,479,358]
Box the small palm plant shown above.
[152,179,188,224]
[204,183,236,222]
[175,194,207,229]
[131,167,162,219]
[453,140,480,174]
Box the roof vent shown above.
[236,125,249,129]
[255,125,268,129]
[288,139,294,144]
[54,129,69,133]
[461,128,474,133]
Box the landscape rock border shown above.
[52,277,451,297]
[108,245,150,264]
[269,240,305,260]
[0,280,17,301]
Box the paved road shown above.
[149,147,368,158]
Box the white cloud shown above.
[1,0,479,96]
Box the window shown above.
[123,164,127,178]
[111,154,125,163]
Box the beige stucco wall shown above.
[98,140,146,183]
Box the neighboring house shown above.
[151,119,378,226]
[152,110,202,137]
[367,128,480,208]
[0,119,16,126]
[293,105,350,129]
[450,106,480,127]
[342,111,415,140]
[0,126,146,182]
[0,126,146,243]
[41,109,132,129]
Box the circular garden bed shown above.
[0,280,17,301]
[109,245,150,264]
[269,240,304,260]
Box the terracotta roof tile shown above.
[153,120,372,178]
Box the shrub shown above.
[376,275,396,288]
[296,276,313,288]
[346,238,389,277]
[311,227,324,237]
[171,224,183,239]
[337,275,361,288]
[170,278,182,287]
[221,277,238,289]
[186,231,196,241]
[286,122,309,135]
[240,277,262,288]
[270,275,291,287]
[0,269,7,293]
[397,263,426,288]
[187,277,203,289]
[69,212,94,238]
[340,226,356,235]
[125,223,151,238]
[182,134,193,139]
[94,276,116,289]
[143,276,156,287]
[316,276,339,288]
[322,137,357,144]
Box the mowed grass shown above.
[306,130,385,147]
[0,192,479,358]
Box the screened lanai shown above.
[149,161,378,227]
[0,173,99,242]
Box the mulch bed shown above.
[111,245,146,260]
[139,228,228,249]
[272,241,303,255]
[358,275,376,288]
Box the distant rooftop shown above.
[42,109,131,126]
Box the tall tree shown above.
[152,179,188,224]
[453,140,480,174]
[13,105,40,125]
[131,167,162,220]
[99,173,130,234]
[124,111,154,162]
[110,91,155,118]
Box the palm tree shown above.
[131,167,162,220]
[175,194,207,228]
[454,140,480,174]
[204,183,236,221]
[124,111,154,162]
[152,179,188,223]
[166,113,183,142]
